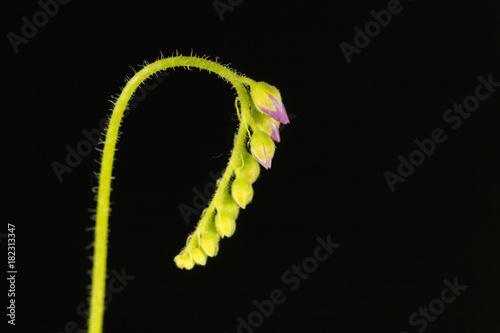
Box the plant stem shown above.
[88,55,254,333]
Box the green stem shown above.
[88,55,255,333]
[187,90,250,245]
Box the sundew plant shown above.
[87,53,291,333]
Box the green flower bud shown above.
[200,233,219,257]
[231,178,254,209]
[251,108,281,142]
[173,254,184,268]
[174,252,195,270]
[250,131,275,169]
[221,187,240,219]
[191,248,207,266]
[183,256,195,269]
[200,220,220,257]
[232,151,260,184]
[215,210,236,238]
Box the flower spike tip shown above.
[250,81,290,124]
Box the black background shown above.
[4,0,500,332]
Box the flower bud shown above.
[231,178,254,209]
[173,254,184,268]
[221,187,240,219]
[200,233,219,257]
[250,81,289,124]
[191,248,207,266]
[232,151,260,184]
[251,108,281,142]
[250,131,275,169]
[215,210,236,238]
[200,221,220,257]
[174,252,195,270]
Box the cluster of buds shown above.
[248,81,290,168]
[173,183,248,269]
[175,81,290,269]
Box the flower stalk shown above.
[88,54,290,333]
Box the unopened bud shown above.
[250,81,289,124]
[215,210,236,238]
[191,248,207,266]
[174,252,195,270]
[231,178,254,209]
[232,151,260,184]
[251,108,281,142]
[221,187,240,219]
[200,233,219,257]
[250,131,275,169]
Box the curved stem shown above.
[88,56,254,333]
[183,82,252,247]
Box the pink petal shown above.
[259,95,290,125]
[269,121,281,142]
[252,145,272,170]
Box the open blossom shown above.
[250,82,290,125]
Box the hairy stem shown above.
[88,55,255,333]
